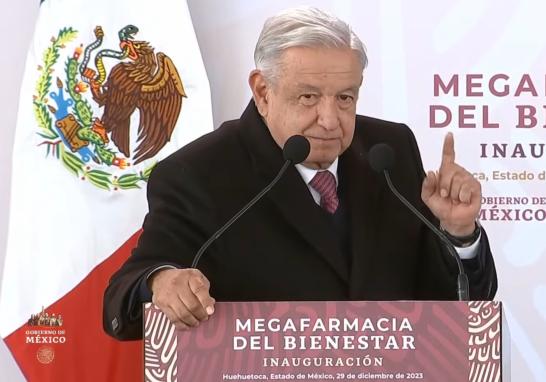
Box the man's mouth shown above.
[306,136,339,141]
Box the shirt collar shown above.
[295,158,339,186]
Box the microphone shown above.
[368,143,470,301]
[191,135,311,268]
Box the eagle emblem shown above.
[34,25,186,190]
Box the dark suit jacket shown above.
[103,101,497,340]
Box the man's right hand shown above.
[148,268,215,330]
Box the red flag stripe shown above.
[5,230,143,382]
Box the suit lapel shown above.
[239,101,349,283]
[338,125,384,298]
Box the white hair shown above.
[254,6,368,82]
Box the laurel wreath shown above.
[34,27,155,190]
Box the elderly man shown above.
[103,7,496,340]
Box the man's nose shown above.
[317,98,340,131]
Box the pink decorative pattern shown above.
[468,301,502,382]
[144,303,178,382]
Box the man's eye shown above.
[337,94,355,106]
[299,94,318,105]
[338,94,354,102]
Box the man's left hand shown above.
[421,132,481,236]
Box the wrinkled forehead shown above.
[276,47,363,88]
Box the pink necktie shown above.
[309,171,339,214]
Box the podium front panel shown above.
[143,301,503,382]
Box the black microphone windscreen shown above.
[283,135,310,164]
[368,143,395,173]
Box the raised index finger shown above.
[441,132,456,166]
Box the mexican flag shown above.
[0,0,213,380]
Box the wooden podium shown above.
[143,301,509,382]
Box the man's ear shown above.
[248,69,270,118]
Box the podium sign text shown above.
[144,301,503,382]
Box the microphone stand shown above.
[383,170,470,301]
[191,161,291,268]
